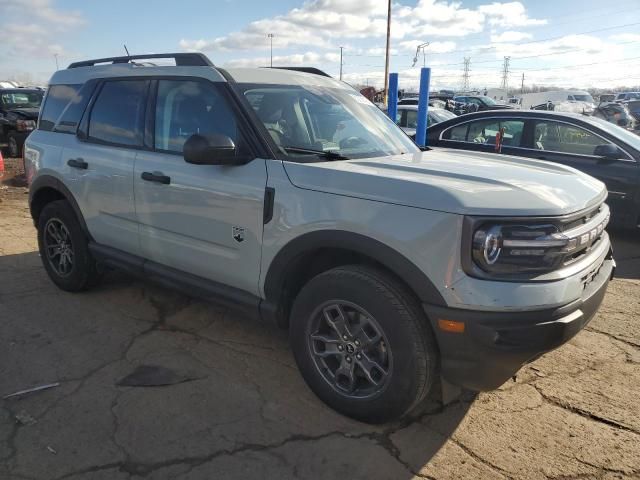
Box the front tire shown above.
[37,200,102,292]
[290,265,438,423]
[8,133,20,158]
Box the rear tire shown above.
[37,200,102,292]
[290,265,438,423]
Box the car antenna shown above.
[123,44,131,59]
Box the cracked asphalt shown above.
[1,157,639,480]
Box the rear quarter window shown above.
[39,84,82,131]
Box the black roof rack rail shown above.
[67,53,213,69]
[268,67,332,78]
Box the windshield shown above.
[239,84,419,160]
[479,96,497,105]
[0,90,43,109]
[570,94,594,103]
[587,115,640,151]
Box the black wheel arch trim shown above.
[29,175,92,240]
[261,230,447,324]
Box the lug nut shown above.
[354,340,360,346]
[346,356,352,363]
[338,345,344,351]
[342,335,348,340]
[356,353,362,360]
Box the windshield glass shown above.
[239,83,419,159]
[479,96,497,105]
[571,94,594,102]
[430,109,456,123]
[0,90,43,109]
[587,115,640,151]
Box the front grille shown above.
[559,202,609,266]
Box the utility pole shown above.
[521,72,525,94]
[339,46,344,81]
[462,57,470,92]
[268,33,274,67]
[54,53,59,70]
[500,56,511,92]
[383,0,392,106]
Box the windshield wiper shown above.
[282,146,350,160]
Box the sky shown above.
[1,0,639,92]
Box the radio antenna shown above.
[124,44,131,57]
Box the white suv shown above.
[25,53,614,423]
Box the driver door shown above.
[134,78,267,295]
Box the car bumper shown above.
[423,252,615,391]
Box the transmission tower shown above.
[461,57,470,91]
[500,56,511,92]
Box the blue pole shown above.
[415,67,431,147]
[387,73,399,124]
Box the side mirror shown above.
[593,144,623,160]
[183,133,238,166]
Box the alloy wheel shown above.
[43,218,74,277]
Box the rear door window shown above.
[53,81,97,134]
[39,85,81,131]
[444,119,524,146]
[88,80,148,147]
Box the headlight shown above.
[472,223,569,274]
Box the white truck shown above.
[510,90,596,113]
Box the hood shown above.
[283,148,606,216]
[9,107,39,120]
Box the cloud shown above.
[609,33,640,43]
[478,2,547,27]
[0,0,85,60]
[490,30,533,43]
[223,51,341,68]
[180,1,545,53]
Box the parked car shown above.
[624,100,640,127]
[392,105,456,136]
[592,102,636,130]
[427,109,640,228]
[0,88,44,157]
[26,53,613,423]
[451,95,513,114]
[614,92,640,103]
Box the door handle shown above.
[141,171,171,185]
[67,158,88,169]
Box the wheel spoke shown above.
[310,333,341,357]
[351,323,381,348]
[334,357,356,393]
[323,304,351,340]
[356,352,388,386]
[47,222,62,244]
[46,244,62,258]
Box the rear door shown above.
[133,78,267,295]
[67,79,149,256]
[526,119,640,225]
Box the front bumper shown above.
[424,253,615,391]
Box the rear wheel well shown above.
[277,248,422,328]
[30,187,66,224]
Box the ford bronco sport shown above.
[25,53,614,423]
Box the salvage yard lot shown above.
[1,157,639,480]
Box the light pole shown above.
[412,43,429,68]
[54,53,59,70]
[383,0,392,106]
[339,46,344,81]
[267,33,274,67]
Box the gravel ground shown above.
[1,156,639,480]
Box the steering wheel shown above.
[339,136,366,149]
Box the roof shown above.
[224,67,348,89]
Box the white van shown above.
[513,90,595,112]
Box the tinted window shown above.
[53,81,97,134]
[88,80,147,146]
[448,119,524,146]
[533,121,606,156]
[155,80,238,153]
[39,85,81,131]
[446,124,468,141]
